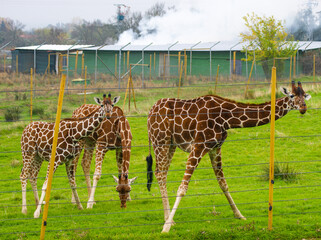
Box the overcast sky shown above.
[1,0,320,44]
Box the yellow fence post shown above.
[84,66,87,105]
[177,61,183,98]
[40,74,66,240]
[214,65,220,94]
[289,56,292,85]
[244,60,255,98]
[293,55,296,78]
[75,50,79,77]
[81,53,85,78]
[127,51,130,70]
[268,67,276,231]
[233,51,236,74]
[30,68,33,123]
[16,55,19,74]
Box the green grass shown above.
[0,73,321,239]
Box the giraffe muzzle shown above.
[299,105,307,114]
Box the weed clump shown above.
[262,162,299,182]
[4,107,22,122]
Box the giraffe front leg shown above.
[87,144,108,209]
[34,179,47,218]
[81,140,95,201]
[209,148,246,220]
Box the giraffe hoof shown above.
[22,208,27,215]
[87,202,94,209]
[34,210,41,218]
[161,222,172,233]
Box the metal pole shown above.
[95,44,108,84]
[34,42,46,75]
[229,42,240,80]
[119,42,131,89]
[190,41,201,76]
[209,41,220,82]
[167,41,179,80]
[142,42,153,88]
[0,41,11,50]
[33,42,45,97]
[66,41,80,93]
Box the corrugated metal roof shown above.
[15,44,94,51]
[14,41,321,52]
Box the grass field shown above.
[0,72,320,239]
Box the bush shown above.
[262,161,298,182]
[4,107,22,122]
[32,106,45,116]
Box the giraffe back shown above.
[21,121,80,162]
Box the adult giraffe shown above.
[71,94,137,209]
[20,95,114,218]
[146,81,311,233]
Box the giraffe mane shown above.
[203,94,285,108]
[62,107,100,122]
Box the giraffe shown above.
[20,95,115,218]
[146,81,311,233]
[71,94,137,209]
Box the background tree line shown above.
[0,2,168,47]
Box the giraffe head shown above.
[281,81,311,114]
[94,94,120,119]
[113,174,138,208]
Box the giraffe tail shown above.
[146,137,153,192]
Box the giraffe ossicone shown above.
[20,96,111,218]
[146,81,311,233]
[71,94,137,209]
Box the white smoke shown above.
[117,0,303,45]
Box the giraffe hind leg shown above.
[87,143,108,209]
[154,141,176,223]
[20,150,37,215]
[209,148,246,220]
[162,144,209,233]
[28,155,43,209]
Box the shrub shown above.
[262,161,298,182]
[4,107,22,122]
[32,106,45,116]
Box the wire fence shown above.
[0,67,320,238]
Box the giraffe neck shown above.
[221,96,291,129]
[71,107,105,140]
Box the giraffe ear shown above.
[305,94,311,101]
[94,97,102,105]
[112,175,119,183]
[280,87,293,98]
[128,176,138,185]
[113,96,120,105]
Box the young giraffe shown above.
[71,94,137,209]
[20,95,113,218]
[146,81,311,233]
